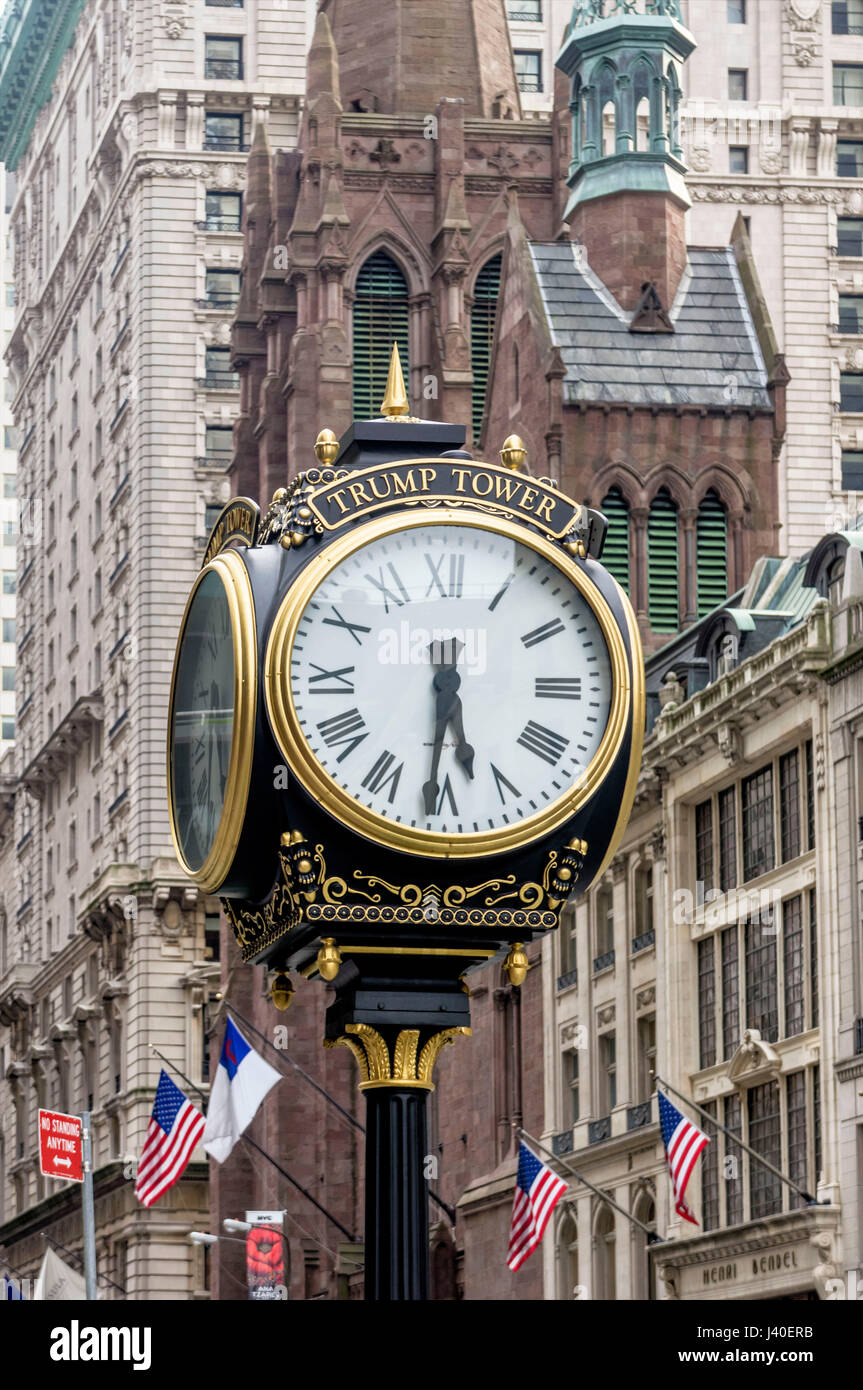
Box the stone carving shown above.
[811,1230,838,1298]
[597,1003,616,1028]
[635,986,656,1011]
[785,0,820,66]
[689,146,712,173]
[161,1,190,40]
[727,1028,781,1087]
[716,722,742,766]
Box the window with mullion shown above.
[742,765,774,882]
[698,936,717,1068]
[786,1070,808,1209]
[724,1093,744,1225]
[834,63,863,105]
[700,1100,719,1231]
[783,895,805,1037]
[695,799,714,891]
[809,889,819,1028]
[804,739,815,849]
[718,787,737,889]
[779,749,801,863]
[745,918,778,1042]
[721,926,739,1059]
[748,1080,782,1219]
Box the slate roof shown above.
[529,241,772,410]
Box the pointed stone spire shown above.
[307,8,341,107]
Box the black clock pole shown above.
[364,1082,430,1300]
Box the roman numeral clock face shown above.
[268,518,623,856]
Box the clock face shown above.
[170,567,236,873]
[270,518,621,854]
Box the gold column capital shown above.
[324,1023,471,1091]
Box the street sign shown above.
[38,1109,83,1182]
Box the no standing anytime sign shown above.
[38,1109,84,1182]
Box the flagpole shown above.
[241,1134,358,1243]
[654,1075,819,1206]
[224,999,458,1224]
[147,1042,361,1243]
[516,1127,661,1241]
[223,999,362,1132]
[148,1043,208,1111]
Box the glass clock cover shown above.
[170,569,235,871]
[283,521,616,841]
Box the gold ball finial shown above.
[316,937,342,983]
[314,428,339,465]
[270,973,294,1011]
[503,942,530,987]
[500,434,527,472]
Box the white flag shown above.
[203,1018,281,1164]
[34,1246,87,1301]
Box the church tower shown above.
[557,0,694,313]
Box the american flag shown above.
[135,1070,206,1208]
[507,1141,568,1272]
[659,1090,709,1226]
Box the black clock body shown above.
[167,419,644,999]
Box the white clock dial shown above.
[287,523,614,836]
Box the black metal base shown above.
[364,1086,430,1301]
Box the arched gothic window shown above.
[352,251,410,419]
[471,254,502,438]
[647,487,679,632]
[600,486,630,590]
[696,490,729,617]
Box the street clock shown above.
[167,346,645,1300]
[167,345,643,1009]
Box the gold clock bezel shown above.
[167,549,258,892]
[265,509,633,859]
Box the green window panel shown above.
[600,487,630,591]
[470,255,502,440]
[647,489,679,632]
[696,490,728,617]
[353,251,410,420]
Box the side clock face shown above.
[167,550,257,890]
[266,513,628,857]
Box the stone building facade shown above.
[542,526,863,1301]
[0,0,310,1299]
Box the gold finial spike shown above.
[380,342,410,418]
[500,434,527,472]
[314,428,339,465]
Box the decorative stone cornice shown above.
[0,0,88,170]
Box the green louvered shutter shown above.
[353,252,410,419]
[600,487,630,591]
[470,254,502,439]
[647,489,679,632]
[696,491,728,617]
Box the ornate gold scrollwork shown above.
[223,829,326,961]
[323,1022,471,1091]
